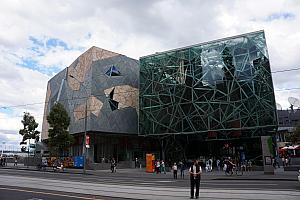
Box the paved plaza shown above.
[0,164,299,200]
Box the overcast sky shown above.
[1,0,300,149]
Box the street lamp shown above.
[69,74,88,174]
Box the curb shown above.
[1,167,93,175]
[214,178,298,181]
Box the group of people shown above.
[172,161,186,179]
[202,157,253,173]
[154,159,166,174]
[153,160,186,179]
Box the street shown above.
[0,168,299,199]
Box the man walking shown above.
[172,163,178,179]
[189,160,202,199]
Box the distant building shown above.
[276,109,300,143]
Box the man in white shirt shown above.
[189,160,202,199]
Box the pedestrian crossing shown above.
[0,174,299,200]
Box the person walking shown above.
[189,160,202,199]
[281,156,285,167]
[111,158,116,173]
[172,163,178,179]
[161,160,166,174]
[179,161,185,179]
[135,158,138,168]
[155,160,160,174]
[216,159,220,171]
[14,156,18,166]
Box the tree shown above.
[47,103,73,156]
[19,112,40,145]
[287,122,300,144]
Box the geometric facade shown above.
[41,47,142,162]
[139,30,278,139]
[42,46,139,140]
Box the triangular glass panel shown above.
[105,66,121,76]
[109,99,119,111]
[109,88,115,99]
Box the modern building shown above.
[139,30,278,161]
[43,30,278,164]
[41,47,158,164]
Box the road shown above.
[0,168,299,200]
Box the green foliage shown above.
[47,103,74,156]
[19,112,40,144]
[287,122,300,144]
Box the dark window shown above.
[108,87,119,111]
[109,99,119,111]
[105,66,121,76]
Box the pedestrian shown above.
[155,160,160,174]
[172,163,178,179]
[3,156,6,166]
[216,159,220,171]
[285,157,289,166]
[281,156,285,167]
[288,155,291,166]
[272,157,275,168]
[208,158,213,172]
[111,158,116,173]
[161,160,166,174]
[247,160,252,171]
[189,160,202,199]
[276,157,280,168]
[179,161,185,179]
[135,157,138,168]
[14,156,18,166]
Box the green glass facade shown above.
[139,30,277,139]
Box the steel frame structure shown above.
[139,30,277,139]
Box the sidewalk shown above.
[1,163,299,181]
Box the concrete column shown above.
[261,136,274,175]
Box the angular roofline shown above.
[140,30,265,59]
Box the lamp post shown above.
[69,75,88,174]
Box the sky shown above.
[1,0,300,150]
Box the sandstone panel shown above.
[74,96,103,121]
[104,85,138,110]
[67,47,119,91]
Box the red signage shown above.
[86,135,90,146]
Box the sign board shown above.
[85,135,90,148]
[146,153,155,173]
[264,156,272,165]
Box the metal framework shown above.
[139,30,277,139]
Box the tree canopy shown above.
[19,112,40,145]
[288,121,300,144]
[47,103,73,156]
